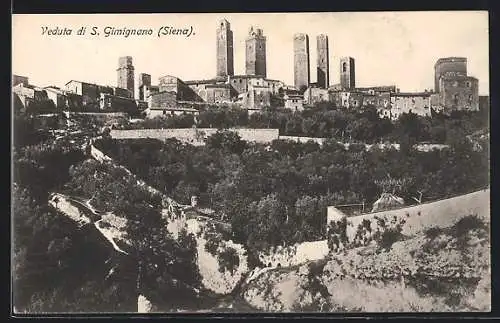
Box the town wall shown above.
[110,128,280,144]
[328,188,490,241]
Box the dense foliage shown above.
[121,104,488,145]
[12,121,201,312]
[95,123,488,252]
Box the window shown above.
[453,94,459,105]
[342,62,347,72]
[466,82,471,88]
[468,94,473,103]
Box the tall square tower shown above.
[245,27,267,77]
[293,33,310,92]
[340,57,355,90]
[117,56,135,98]
[216,19,234,77]
[317,34,329,89]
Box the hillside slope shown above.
[243,213,490,312]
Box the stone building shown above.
[158,75,203,102]
[13,75,29,87]
[303,86,329,106]
[13,83,51,111]
[316,34,329,89]
[216,19,234,77]
[356,85,397,95]
[330,91,364,109]
[284,93,304,111]
[139,84,160,102]
[112,86,133,99]
[44,86,67,109]
[245,27,267,77]
[204,84,232,104]
[434,57,467,93]
[293,33,310,92]
[340,57,356,90]
[138,73,152,101]
[148,91,177,109]
[65,80,114,108]
[433,57,479,112]
[185,79,220,100]
[240,87,271,112]
[99,93,138,114]
[389,92,433,120]
[438,75,479,111]
[227,75,283,96]
[117,56,135,99]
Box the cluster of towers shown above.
[293,33,356,92]
[216,19,267,78]
[293,33,332,91]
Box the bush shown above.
[217,247,240,274]
[424,226,444,240]
[204,238,219,256]
[378,228,403,251]
[452,214,486,238]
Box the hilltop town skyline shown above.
[12,12,489,95]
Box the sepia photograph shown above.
[11,11,490,314]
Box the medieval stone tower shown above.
[293,33,310,92]
[434,57,467,93]
[340,57,355,90]
[316,34,329,89]
[216,19,234,77]
[138,73,151,101]
[117,56,135,98]
[245,26,267,77]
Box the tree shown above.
[205,130,247,155]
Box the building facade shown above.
[149,90,177,109]
[340,57,356,90]
[241,87,271,111]
[64,80,114,108]
[204,84,232,103]
[438,75,479,111]
[303,86,329,106]
[44,86,67,109]
[99,93,138,113]
[117,56,135,99]
[227,75,283,96]
[284,94,304,111]
[216,19,234,77]
[293,33,310,92]
[434,57,467,93]
[389,92,432,120]
[245,27,267,77]
[316,34,329,89]
[158,75,203,102]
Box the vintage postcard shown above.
[11,12,490,314]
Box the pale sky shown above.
[12,12,489,95]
